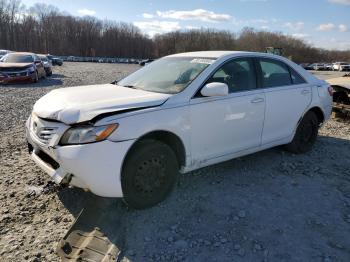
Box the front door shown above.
[189,57,266,163]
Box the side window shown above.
[290,67,306,84]
[207,58,257,93]
[259,59,292,88]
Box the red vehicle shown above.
[0,52,46,84]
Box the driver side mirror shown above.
[201,82,229,97]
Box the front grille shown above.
[31,117,59,144]
[7,71,28,77]
[37,127,58,143]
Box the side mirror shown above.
[201,82,229,97]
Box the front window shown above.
[1,53,34,63]
[206,58,257,93]
[117,57,214,94]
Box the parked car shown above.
[325,63,333,71]
[139,59,154,66]
[26,51,332,209]
[0,49,12,59]
[313,63,326,71]
[0,52,46,84]
[300,63,314,70]
[332,62,350,71]
[47,55,63,66]
[38,54,53,76]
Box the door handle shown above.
[301,89,311,95]
[251,98,264,103]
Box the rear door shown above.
[257,58,312,145]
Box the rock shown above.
[127,250,135,256]
[167,236,174,243]
[238,248,245,257]
[144,237,151,242]
[238,210,246,218]
[254,243,262,250]
[26,186,43,196]
[220,238,227,244]
[234,244,241,250]
[174,240,188,249]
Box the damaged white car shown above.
[26,51,333,209]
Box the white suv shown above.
[332,62,350,71]
[26,51,333,209]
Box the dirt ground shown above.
[0,63,349,262]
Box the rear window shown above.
[259,59,292,88]
[259,58,306,88]
[290,67,306,85]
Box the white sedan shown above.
[26,51,333,209]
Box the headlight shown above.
[27,66,35,73]
[60,124,118,145]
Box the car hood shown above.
[33,84,171,124]
[0,62,33,68]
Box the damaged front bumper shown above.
[25,117,135,197]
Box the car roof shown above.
[9,52,34,56]
[167,51,269,59]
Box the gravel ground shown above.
[0,63,350,262]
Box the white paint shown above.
[27,51,332,197]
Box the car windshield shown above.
[117,57,215,94]
[39,56,48,62]
[1,53,33,63]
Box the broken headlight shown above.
[60,124,118,145]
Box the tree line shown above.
[0,0,349,63]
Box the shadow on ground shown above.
[57,135,350,261]
[2,75,64,88]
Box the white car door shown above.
[258,58,312,145]
[189,57,265,163]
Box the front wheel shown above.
[121,139,178,209]
[285,111,319,154]
[32,71,38,83]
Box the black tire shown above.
[285,111,319,154]
[122,139,178,209]
[32,71,38,83]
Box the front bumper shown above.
[26,119,135,197]
[0,72,34,84]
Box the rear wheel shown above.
[285,111,319,154]
[32,71,38,83]
[122,139,178,209]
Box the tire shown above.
[122,139,178,209]
[32,71,38,83]
[285,111,319,154]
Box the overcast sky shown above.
[21,0,350,50]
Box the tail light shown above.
[327,86,333,96]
